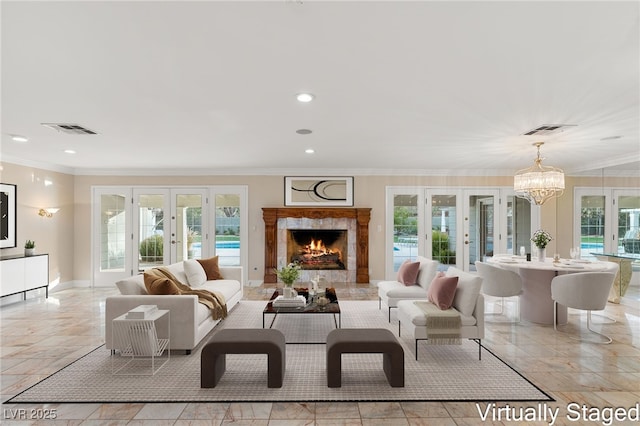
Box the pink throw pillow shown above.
[427,272,459,310]
[397,260,421,286]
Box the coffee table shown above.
[262,289,341,344]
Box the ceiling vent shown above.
[522,124,576,136]
[41,123,98,135]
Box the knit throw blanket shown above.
[413,301,462,345]
[153,267,228,320]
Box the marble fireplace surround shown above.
[263,207,371,284]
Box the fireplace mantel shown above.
[262,207,371,283]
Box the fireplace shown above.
[287,229,347,270]
[263,207,371,283]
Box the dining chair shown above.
[475,260,523,323]
[550,272,617,344]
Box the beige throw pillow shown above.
[184,259,207,287]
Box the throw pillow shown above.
[143,272,182,295]
[197,256,223,280]
[397,260,421,285]
[446,267,483,316]
[416,256,439,289]
[115,276,147,295]
[427,272,459,310]
[183,259,207,287]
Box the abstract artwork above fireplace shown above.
[284,176,354,206]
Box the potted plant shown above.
[275,262,301,297]
[24,240,36,256]
[531,230,552,262]
[186,228,198,258]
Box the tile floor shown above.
[1,280,639,425]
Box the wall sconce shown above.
[38,208,59,218]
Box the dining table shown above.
[487,255,617,325]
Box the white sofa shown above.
[397,267,484,360]
[105,260,243,354]
[377,256,439,322]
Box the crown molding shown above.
[2,157,638,178]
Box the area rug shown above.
[7,301,552,403]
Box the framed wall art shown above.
[1,183,17,248]
[284,176,354,207]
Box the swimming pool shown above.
[580,242,603,249]
[191,241,240,250]
[215,241,240,249]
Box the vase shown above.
[537,248,546,262]
[284,286,294,298]
[25,248,35,256]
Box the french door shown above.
[133,188,207,272]
[386,186,533,277]
[93,186,246,286]
[426,189,500,272]
[574,187,640,258]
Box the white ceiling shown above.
[2,1,639,176]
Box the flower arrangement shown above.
[531,230,552,249]
[186,228,198,245]
[275,262,301,286]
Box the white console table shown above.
[111,309,170,375]
[0,254,49,299]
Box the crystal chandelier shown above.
[514,142,565,205]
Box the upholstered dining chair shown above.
[550,272,617,344]
[475,261,523,323]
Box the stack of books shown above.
[272,295,306,307]
[126,304,158,319]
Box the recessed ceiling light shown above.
[296,93,314,103]
[11,135,28,142]
[64,149,76,154]
[296,129,312,135]
[305,148,315,154]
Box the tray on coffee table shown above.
[262,288,341,343]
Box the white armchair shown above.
[551,271,617,344]
[475,261,523,322]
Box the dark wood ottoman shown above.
[326,328,404,388]
[201,328,286,388]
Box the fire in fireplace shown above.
[287,229,347,270]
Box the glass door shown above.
[93,185,248,286]
[574,187,640,258]
[385,187,424,279]
[505,195,533,256]
[93,187,132,286]
[615,190,640,256]
[133,189,170,272]
[424,188,499,271]
[463,190,500,271]
[426,192,457,271]
[210,186,248,282]
[387,186,532,276]
[171,189,207,263]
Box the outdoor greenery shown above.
[393,206,418,236]
[139,234,163,261]
[432,230,456,264]
[217,235,240,242]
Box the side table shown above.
[111,309,170,375]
